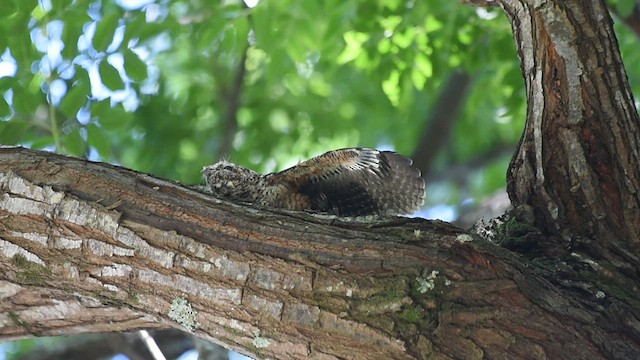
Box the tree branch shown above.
[217,47,248,159]
[1,147,639,359]
[412,71,472,176]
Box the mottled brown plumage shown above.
[202,148,425,216]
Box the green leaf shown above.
[61,13,88,59]
[87,123,111,159]
[617,0,636,17]
[0,0,18,19]
[50,0,73,12]
[90,99,111,119]
[99,61,125,90]
[137,22,167,42]
[122,14,145,44]
[414,53,433,79]
[64,126,85,156]
[93,13,120,52]
[0,77,13,92]
[59,79,89,117]
[12,86,41,115]
[0,96,11,118]
[337,31,369,64]
[123,49,147,82]
[30,136,55,150]
[92,100,132,131]
[382,69,400,106]
[0,118,31,144]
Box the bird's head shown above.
[201,161,261,201]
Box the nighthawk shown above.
[202,148,425,216]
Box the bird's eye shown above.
[223,165,235,170]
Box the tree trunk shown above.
[503,0,640,260]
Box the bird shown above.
[201,148,425,216]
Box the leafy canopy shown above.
[0,0,637,207]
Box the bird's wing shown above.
[274,148,425,216]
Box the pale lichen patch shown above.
[252,329,271,349]
[168,297,199,331]
[456,234,473,243]
[416,270,439,293]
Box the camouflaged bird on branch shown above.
[202,148,425,217]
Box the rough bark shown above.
[502,0,640,260]
[1,146,639,360]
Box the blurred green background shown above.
[1,0,638,219]
[0,0,639,358]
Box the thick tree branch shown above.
[1,147,639,359]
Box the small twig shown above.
[217,46,248,159]
[138,330,167,360]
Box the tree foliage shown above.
[1,0,637,201]
[0,0,518,191]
